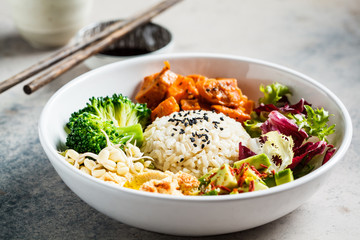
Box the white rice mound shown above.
[141,110,259,177]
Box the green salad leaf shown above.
[243,119,262,138]
[259,82,291,105]
[291,105,335,142]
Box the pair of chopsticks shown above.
[0,0,182,95]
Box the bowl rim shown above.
[39,52,353,202]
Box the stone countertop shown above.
[0,0,359,239]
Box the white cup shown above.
[9,0,93,49]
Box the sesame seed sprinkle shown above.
[143,109,250,178]
[166,110,231,147]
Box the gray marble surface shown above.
[0,0,359,239]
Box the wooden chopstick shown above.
[0,20,128,94]
[23,18,152,94]
[0,0,182,94]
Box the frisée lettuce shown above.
[243,82,336,180]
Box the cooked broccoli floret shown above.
[65,94,151,154]
[67,94,151,131]
[66,112,145,154]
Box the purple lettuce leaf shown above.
[260,111,308,148]
[281,98,311,115]
[239,142,256,160]
[254,98,311,116]
[288,141,335,169]
[323,144,336,165]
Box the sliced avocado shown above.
[275,168,294,185]
[233,153,271,172]
[198,168,218,186]
[253,180,269,191]
[238,168,268,192]
[210,163,238,190]
[263,175,277,188]
[243,167,267,185]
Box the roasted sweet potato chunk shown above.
[187,74,207,83]
[196,78,243,107]
[136,62,255,124]
[166,76,199,102]
[180,99,201,111]
[180,98,212,111]
[241,98,255,114]
[151,96,180,121]
[135,62,178,109]
[211,105,251,123]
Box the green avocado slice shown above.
[210,164,238,190]
[233,153,271,172]
[275,168,294,185]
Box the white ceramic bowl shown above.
[39,53,352,236]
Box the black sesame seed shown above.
[173,128,177,131]
[190,137,195,142]
[220,117,224,121]
[201,144,205,149]
[193,144,197,147]
[171,133,175,137]
[205,129,209,132]
[180,158,184,162]
[220,127,224,131]
[207,140,210,144]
